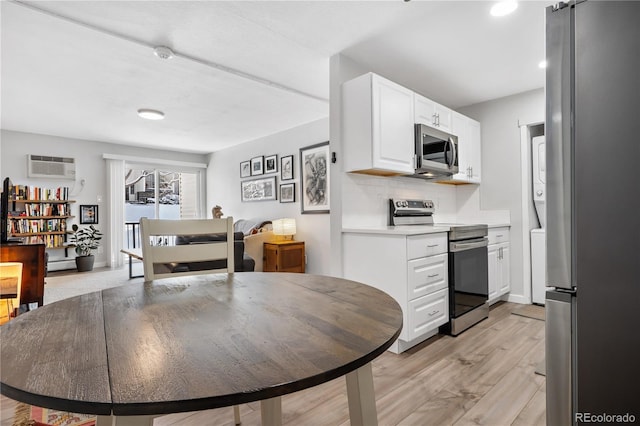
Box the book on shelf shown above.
[11,185,70,201]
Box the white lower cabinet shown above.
[487,227,511,305]
[407,288,448,341]
[342,231,449,353]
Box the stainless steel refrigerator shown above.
[545,1,640,425]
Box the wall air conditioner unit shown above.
[27,155,76,180]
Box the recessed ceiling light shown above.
[538,60,548,69]
[490,1,518,17]
[137,109,165,120]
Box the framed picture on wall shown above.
[250,156,264,176]
[279,183,295,203]
[79,205,99,224]
[240,160,251,178]
[300,141,330,214]
[265,155,278,174]
[281,155,294,180]
[241,176,277,202]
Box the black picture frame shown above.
[80,204,99,224]
[265,155,278,174]
[241,176,277,202]
[281,155,294,180]
[279,183,295,203]
[250,156,264,176]
[240,160,251,178]
[300,141,330,214]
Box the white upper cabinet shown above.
[414,94,452,133]
[447,111,482,184]
[342,73,415,175]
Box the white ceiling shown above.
[1,1,549,154]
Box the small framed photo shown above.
[265,155,278,174]
[281,155,294,180]
[79,205,99,224]
[300,141,330,214]
[241,176,277,202]
[240,160,251,178]
[280,183,295,203]
[250,156,264,176]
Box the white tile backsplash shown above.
[341,173,458,228]
[341,173,509,228]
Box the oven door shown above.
[415,124,459,175]
[449,239,489,318]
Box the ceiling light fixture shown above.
[153,46,175,60]
[490,1,518,17]
[538,60,548,69]
[137,109,165,120]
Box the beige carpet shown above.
[512,304,545,321]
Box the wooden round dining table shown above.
[0,272,402,426]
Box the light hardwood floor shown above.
[1,301,545,426]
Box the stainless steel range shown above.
[389,199,489,336]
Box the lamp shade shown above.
[272,218,296,237]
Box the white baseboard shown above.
[47,259,108,272]
[507,293,531,305]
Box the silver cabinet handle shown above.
[496,234,504,238]
[427,274,439,278]
[428,309,440,317]
[433,113,437,126]
[427,244,439,248]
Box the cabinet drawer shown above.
[407,253,448,300]
[407,288,449,341]
[487,227,510,245]
[407,233,447,259]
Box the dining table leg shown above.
[260,396,282,425]
[345,362,378,426]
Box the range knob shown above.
[396,201,403,208]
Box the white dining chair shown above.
[140,217,235,281]
[139,216,241,424]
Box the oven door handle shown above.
[450,238,488,252]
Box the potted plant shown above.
[70,224,103,272]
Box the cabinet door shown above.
[414,93,436,127]
[467,118,482,182]
[487,245,499,302]
[451,111,471,181]
[499,244,511,295]
[433,102,452,133]
[371,75,415,173]
[450,113,481,184]
[407,253,448,300]
[407,288,449,340]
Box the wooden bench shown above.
[120,248,143,279]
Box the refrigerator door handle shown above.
[545,3,574,290]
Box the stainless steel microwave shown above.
[413,123,458,179]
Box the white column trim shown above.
[106,158,125,268]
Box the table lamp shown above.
[272,218,296,241]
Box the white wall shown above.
[1,129,207,269]
[459,88,545,303]
[206,117,330,275]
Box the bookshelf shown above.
[7,185,75,253]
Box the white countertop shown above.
[343,222,510,236]
[342,225,451,236]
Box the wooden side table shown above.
[263,240,305,273]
